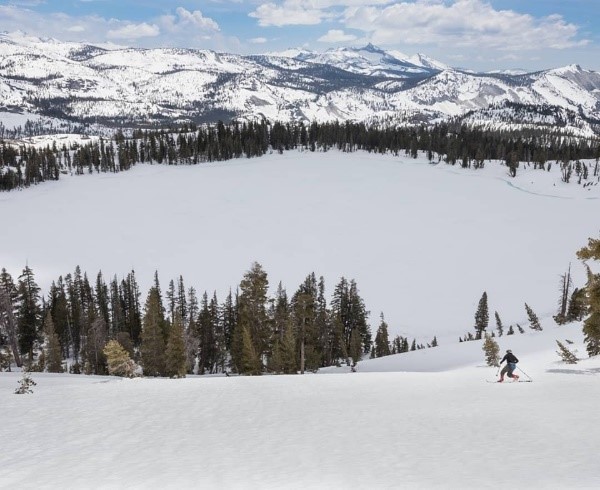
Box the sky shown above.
[0,0,599,72]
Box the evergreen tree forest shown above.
[1,119,599,191]
[0,262,435,376]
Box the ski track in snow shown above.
[503,179,600,200]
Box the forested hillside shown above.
[2,119,599,191]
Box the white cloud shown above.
[249,37,268,44]
[318,29,357,43]
[249,1,326,27]
[250,0,587,53]
[0,5,225,48]
[248,0,405,27]
[342,0,588,51]
[107,22,160,40]
[160,7,220,32]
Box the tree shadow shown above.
[546,368,600,375]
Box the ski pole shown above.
[517,366,532,381]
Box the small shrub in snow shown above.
[103,340,139,378]
[14,371,37,394]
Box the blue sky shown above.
[1,0,599,71]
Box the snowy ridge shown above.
[457,102,600,138]
[1,32,600,133]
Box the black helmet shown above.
[506,349,512,353]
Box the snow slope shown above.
[1,322,598,488]
[1,151,598,343]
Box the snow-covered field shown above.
[1,150,598,341]
[2,150,600,488]
[1,323,599,488]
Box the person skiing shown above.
[498,349,519,382]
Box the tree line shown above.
[2,119,599,191]
[0,263,435,376]
[3,232,599,376]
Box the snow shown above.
[1,150,599,344]
[1,321,599,488]
[1,149,600,487]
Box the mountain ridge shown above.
[1,31,599,135]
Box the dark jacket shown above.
[501,352,519,364]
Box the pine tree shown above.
[185,286,200,373]
[122,270,142,346]
[241,325,261,375]
[166,279,176,322]
[82,316,108,375]
[50,278,69,358]
[232,263,269,373]
[554,264,572,325]
[331,277,371,362]
[176,276,187,326]
[494,311,504,337]
[272,282,289,344]
[581,268,600,356]
[474,292,489,339]
[66,268,82,358]
[291,275,318,374]
[374,313,391,358]
[525,303,542,331]
[165,314,187,378]
[575,237,600,356]
[555,340,578,364]
[279,322,297,374]
[349,328,362,365]
[482,333,500,367]
[95,271,110,327]
[566,288,587,322]
[42,311,63,373]
[17,265,41,361]
[141,287,166,376]
[315,277,331,367]
[0,268,22,367]
[222,289,237,352]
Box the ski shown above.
[486,379,532,383]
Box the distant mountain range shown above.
[1,31,599,136]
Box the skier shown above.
[498,349,519,382]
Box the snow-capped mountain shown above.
[271,43,441,78]
[1,31,599,134]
